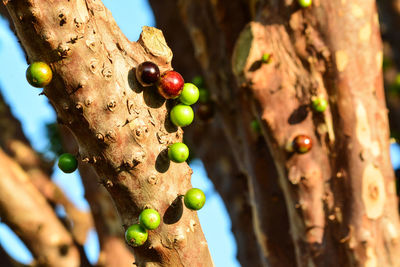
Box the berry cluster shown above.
[123,62,206,247]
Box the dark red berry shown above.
[292,135,312,154]
[197,103,214,121]
[157,71,184,99]
[136,61,160,86]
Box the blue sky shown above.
[0,1,240,267]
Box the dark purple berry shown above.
[292,135,312,154]
[136,61,160,86]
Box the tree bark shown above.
[3,0,213,266]
[150,0,400,266]
[0,148,80,267]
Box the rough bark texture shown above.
[3,1,213,266]
[150,0,400,266]
[61,126,136,267]
[0,148,80,267]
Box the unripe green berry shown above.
[251,119,261,134]
[192,75,204,88]
[58,153,78,173]
[311,97,328,112]
[170,104,194,127]
[125,224,148,247]
[179,83,199,105]
[198,88,210,103]
[139,209,161,230]
[26,62,53,88]
[168,142,189,163]
[298,0,312,7]
[261,53,271,63]
[184,188,206,211]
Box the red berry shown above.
[157,71,184,99]
[292,135,312,154]
[136,61,160,86]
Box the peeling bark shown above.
[3,0,213,266]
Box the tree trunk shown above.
[150,0,400,266]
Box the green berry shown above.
[139,209,161,230]
[311,97,328,112]
[170,104,194,127]
[26,62,53,88]
[298,0,312,7]
[168,143,189,163]
[261,53,271,63]
[184,188,206,211]
[179,83,199,105]
[58,153,78,173]
[198,88,210,103]
[125,224,148,247]
[251,119,261,133]
[192,75,204,88]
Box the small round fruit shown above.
[261,53,271,63]
[197,103,214,121]
[298,0,312,7]
[179,83,199,105]
[192,75,204,88]
[136,61,160,86]
[125,224,148,247]
[58,153,78,173]
[158,71,184,99]
[139,209,161,230]
[292,135,312,154]
[26,62,53,88]
[251,119,261,134]
[168,142,189,163]
[198,88,210,103]
[170,104,194,127]
[184,188,206,211]
[311,97,328,112]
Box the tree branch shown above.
[3,0,213,265]
[0,148,80,267]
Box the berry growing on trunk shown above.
[179,83,199,105]
[125,224,148,247]
[292,135,312,154]
[298,0,312,8]
[58,153,78,173]
[311,97,328,113]
[135,61,160,86]
[158,71,184,99]
[184,188,206,210]
[139,209,161,230]
[170,104,194,127]
[26,62,53,88]
[168,142,189,163]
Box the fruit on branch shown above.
[197,103,214,121]
[251,119,261,134]
[125,224,148,247]
[170,104,194,127]
[261,53,271,64]
[292,135,312,154]
[26,62,53,88]
[58,153,78,173]
[192,75,204,88]
[135,61,160,87]
[298,0,312,8]
[168,142,189,163]
[157,70,184,99]
[179,83,200,105]
[184,188,206,211]
[311,97,328,112]
[139,209,161,230]
[198,88,210,104]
